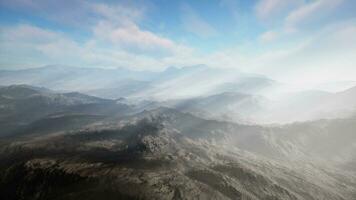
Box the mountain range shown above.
[0,84,355,199]
[1,65,356,199]
[2,65,356,124]
[0,65,278,99]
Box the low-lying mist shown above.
[2,65,355,124]
[1,65,356,200]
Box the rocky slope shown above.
[1,112,355,200]
[1,86,356,200]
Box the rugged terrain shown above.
[0,85,355,200]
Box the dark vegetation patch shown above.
[0,162,144,200]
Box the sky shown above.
[0,0,356,86]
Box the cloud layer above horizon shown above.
[0,0,356,85]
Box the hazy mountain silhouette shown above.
[0,65,279,100]
[1,82,356,200]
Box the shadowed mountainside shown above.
[0,85,132,137]
[0,85,356,200]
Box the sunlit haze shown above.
[1,2,356,199]
[1,0,356,90]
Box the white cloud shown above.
[93,21,179,55]
[285,0,344,29]
[0,23,195,71]
[243,21,356,85]
[259,30,279,43]
[181,4,218,38]
[90,3,145,26]
[0,0,147,28]
[1,24,61,43]
[0,1,197,70]
[1,19,356,87]
[86,1,189,57]
[0,24,89,67]
[1,0,355,88]
[0,0,95,27]
[255,0,303,22]
[166,18,356,88]
[257,0,347,46]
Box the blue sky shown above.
[0,0,356,85]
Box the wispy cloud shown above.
[0,24,79,68]
[257,0,348,42]
[1,24,61,43]
[181,4,218,38]
[0,0,355,86]
[208,20,356,85]
[90,2,145,26]
[0,0,196,69]
[285,0,344,30]
[93,21,184,56]
[0,0,95,27]
[0,23,194,70]
[90,2,186,56]
[259,30,279,43]
[0,0,147,28]
[255,0,303,22]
